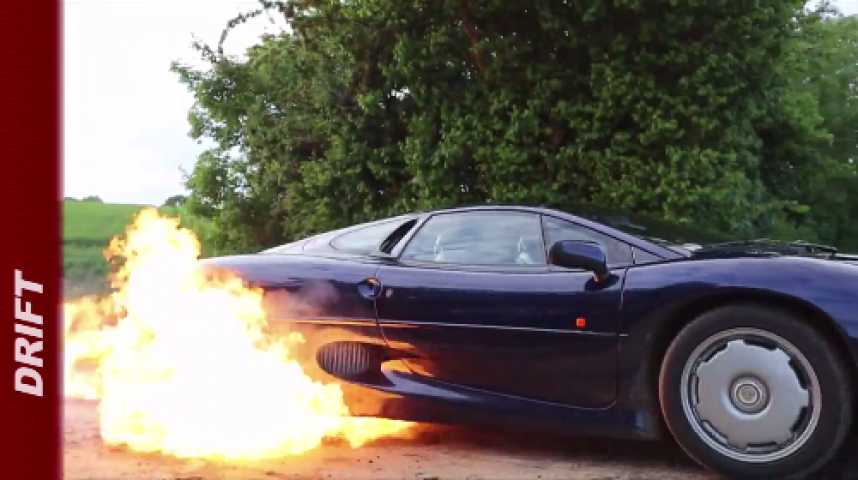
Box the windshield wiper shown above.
[698,239,838,258]
[789,241,838,257]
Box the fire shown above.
[64,208,411,460]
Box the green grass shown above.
[64,201,150,296]
[63,200,223,297]
[64,201,147,243]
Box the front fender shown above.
[614,256,858,438]
[623,256,858,342]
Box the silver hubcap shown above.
[680,328,821,463]
[731,376,769,414]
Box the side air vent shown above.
[316,342,382,379]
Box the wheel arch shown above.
[638,289,858,433]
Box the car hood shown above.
[835,255,858,266]
[687,240,858,264]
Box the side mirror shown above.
[549,240,610,282]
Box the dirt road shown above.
[65,399,720,480]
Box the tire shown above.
[659,304,854,479]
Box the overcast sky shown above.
[64,0,288,204]
[64,0,858,205]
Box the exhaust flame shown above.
[64,208,411,459]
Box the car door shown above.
[375,210,630,409]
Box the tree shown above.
[162,194,187,208]
[174,0,857,252]
[764,11,858,249]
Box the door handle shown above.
[357,277,382,300]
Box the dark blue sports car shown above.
[206,205,858,479]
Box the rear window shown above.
[380,219,418,254]
[330,219,408,254]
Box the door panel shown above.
[376,265,622,408]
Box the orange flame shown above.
[64,208,410,460]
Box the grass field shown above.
[64,200,149,297]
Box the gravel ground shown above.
[65,399,858,480]
[65,399,718,480]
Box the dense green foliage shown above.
[174,1,858,253]
[762,10,858,247]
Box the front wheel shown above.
[659,304,853,479]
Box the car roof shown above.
[267,205,686,261]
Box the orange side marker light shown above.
[575,316,587,329]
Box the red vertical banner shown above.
[0,1,62,478]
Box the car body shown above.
[205,205,858,478]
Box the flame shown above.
[64,208,411,460]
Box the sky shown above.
[64,0,858,205]
[64,0,288,205]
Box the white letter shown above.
[15,367,42,397]
[15,297,42,325]
[14,323,42,339]
[14,269,43,296]
[14,337,43,368]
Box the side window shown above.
[401,212,546,266]
[542,216,633,266]
[633,247,663,264]
[330,219,406,255]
